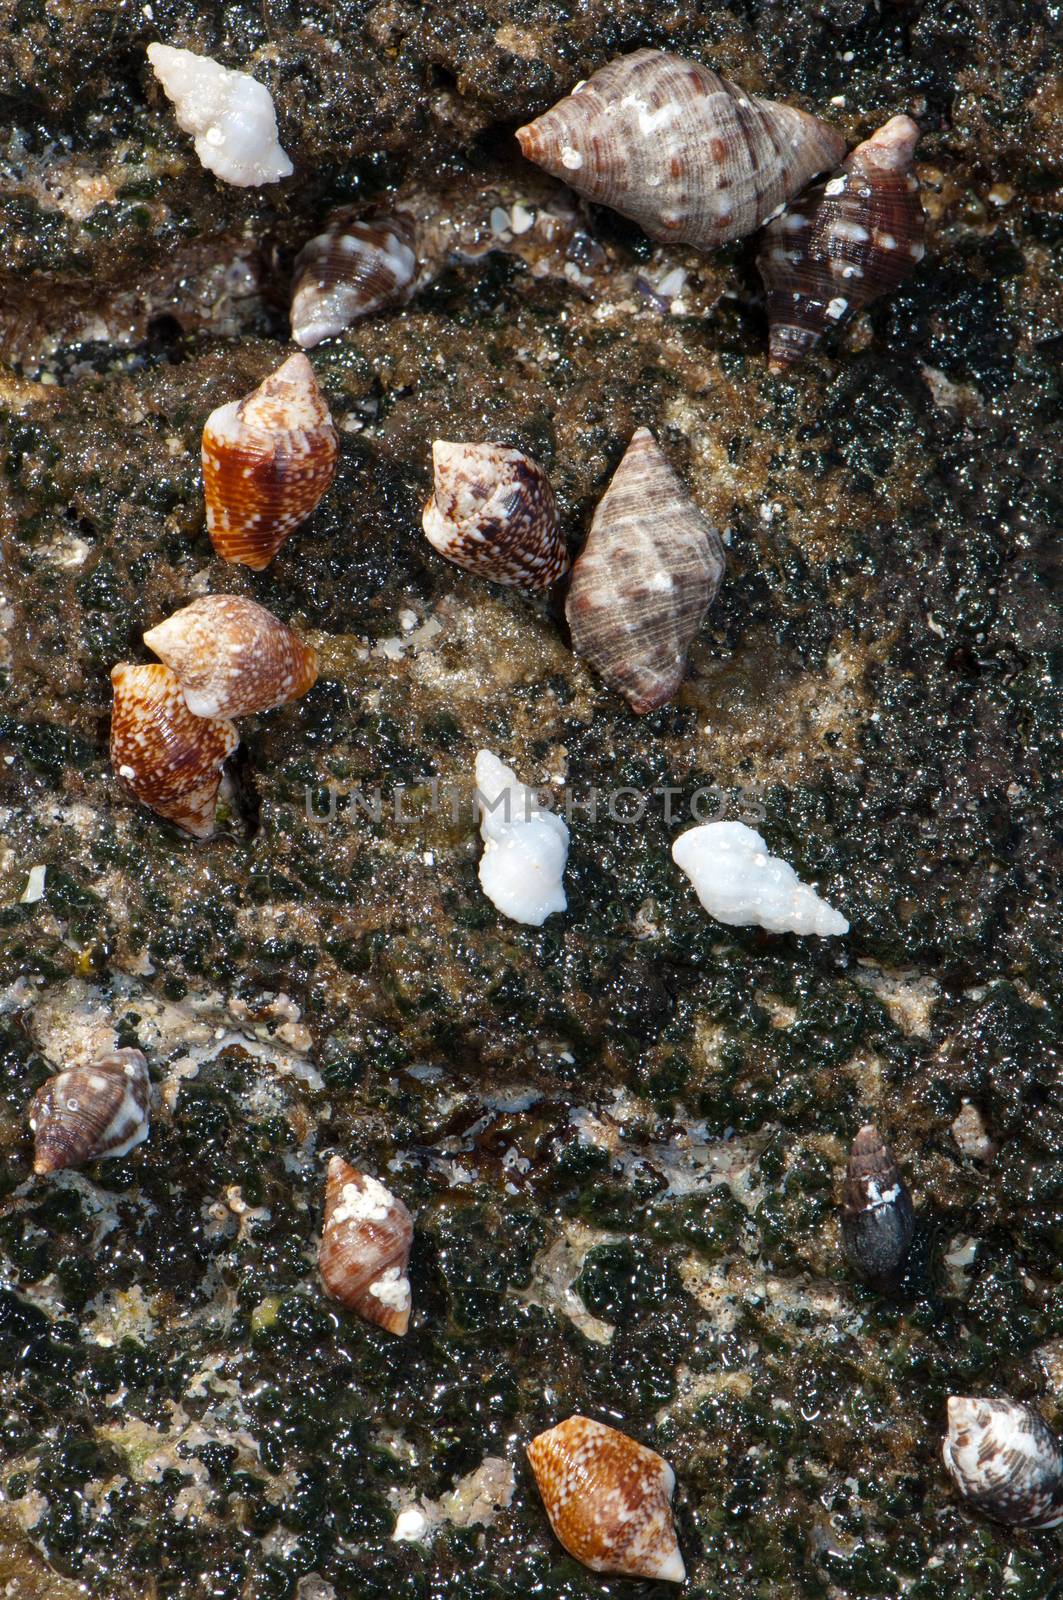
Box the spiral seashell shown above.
[146,43,292,187]
[29,1050,150,1174]
[291,210,418,348]
[841,1124,914,1287]
[757,115,926,370]
[318,1156,413,1336]
[516,50,846,251]
[526,1416,685,1582]
[422,441,569,590]
[565,427,724,713]
[201,352,338,570]
[143,595,318,719]
[943,1398,1063,1529]
[110,663,239,838]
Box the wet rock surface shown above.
[0,3,1060,1598]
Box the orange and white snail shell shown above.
[318,1156,413,1336]
[422,441,569,590]
[143,595,318,719]
[29,1049,150,1174]
[110,662,239,838]
[291,209,419,348]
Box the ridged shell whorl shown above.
[143,595,318,719]
[291,210,418,348]
[422,441,569,589]
[201,352,338,569]
[943,1398,1063,1529]
[841,1123,915,1287]
[758,114,926,370]
[565,427,725,713]
[318,1156,413,1336]
[110,663,239,838]
[526,1416,685,1582]
[29,1050,150,1174]
[516,50,847,250]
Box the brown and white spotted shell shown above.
[757,114,926,370]
[110,662,239,838]
[201,352,338,569]
[143,595,318,719]
[526,1415,685,1582]
[290,210,419,348]
[422,441,569,589]
[565,427,725,713]
[29,1050,150,1174]
[318,1156,413,1336]
[516,50,846,251]
[943,1398,1063,1529]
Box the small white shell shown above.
[146,43,292,187]
[475,750,569,926]
[671,820,848,936]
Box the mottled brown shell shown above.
[291,210,418,348]
[841,1123,915,1287]
[944,1397,1063,1529]
[422,441,569,589]
[517,50,846,250]
[110,662,239,838]
[29,1050,150,1174]
[201,352,338,569]
[143,595,318,719]
[757,115,926,370]
[526,1415,685,1582]
[565,427,725,713]
[318,1156,413,1336]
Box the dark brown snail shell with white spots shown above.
[943,1397,1063,1529]
[29,1050,150,1174]
[422,441,569,590]
[110,663,239,838]
[143,595,318,719]
[757,114,926,370]
[517,50,846,251]
[290,210,418,348]
[840,1123,915,1287]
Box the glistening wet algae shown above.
[0,2,1060,1598]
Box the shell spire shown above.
[110,663,238,838]
[143,595,318,719]
[422,441,569,589]
[517,50,846,251]
[841,1124,915,1286]
[757,114,926,370]
[318,1156,413,1336]
[291,209,418,348]
[943,1397,1063,1529]
[29,1050,151,1174]
[527,1415,685,1582]
[565,427,724,713]
[201,352,338,570]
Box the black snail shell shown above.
[841,1123,915,1287]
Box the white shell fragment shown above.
[671,820,849,936]
[475,750,569,927]
[147,43,293,187]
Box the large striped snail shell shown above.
[110,663,239,838]
[943,1398,1063,1529]
[757,114,926,370]
[290,210,418,348]
[318,1156,413,1336]
[841,1123,915,1287]
[565,427,725,714]
[143,595,318,719]
[201,352,338,570]
[516,50,846,251]
[422,441,569,590]
[29,1050,150,1174]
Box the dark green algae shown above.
[0,1,1061,1598]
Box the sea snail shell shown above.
[422,441,569,590]
[757,114,926,370]
[526,1415,686,1583]
[110,662,239,838]
[201,352,338,570]
[291,210,418,348]
[143,595,318,719]
[318,1156,413,1336]
[565,426,725,713]
[29,1050,150,1174]
[943,1397,1063,1529]
[840,1123,915,1287]
[516,50,846,251]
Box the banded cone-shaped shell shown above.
[565,427,724,713]
[527,1416,685,1582]
[110,663,239,838]
[841,1124,914,1287]
[944,1398,1063,1529]
[516,50,846,251]
[201,352,338,569]
[144,595,318,719]
[29,1050,150,1174]
[291,210,418,348]
[758,115,926,370]
[422,441,569,589]
[318,1156,413,1336]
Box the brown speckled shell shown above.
[422,441,569,589]
[291,210,418,348]
[201,352,338,570]
[29,1050,150,1175]
[526,1416,685,1582]
[944,1397,1063,1529]
[143,595,318,720]
[757,114,926,370]
[110,662,239,838]
[517,50,846,250]
[318,1156,413,1336]
[565,427,725,714]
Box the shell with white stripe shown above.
[29,1050,151,1174]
